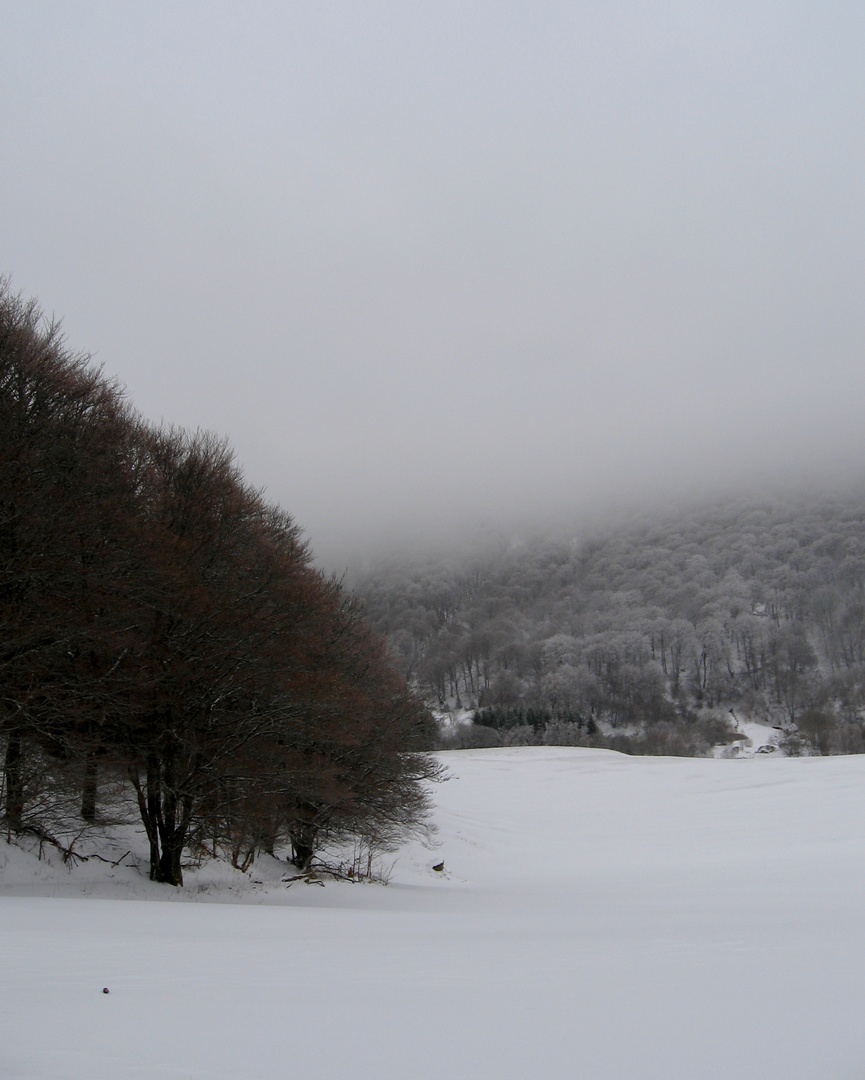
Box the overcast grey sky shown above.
[2,2,864,567]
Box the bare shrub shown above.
[439,724,503,749]
[502,724,539,746]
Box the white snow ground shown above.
[3,747,865,1079]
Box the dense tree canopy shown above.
[353,492,865,756]
[0,282,440,883]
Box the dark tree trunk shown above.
[289,816,318,869]
[130,756,162,880]
[290,838,315,870]
[80,751,98,822]
[130,738,194,887]
[260,822,276,858]
[153,744,184,885]
[156,835,184,886]
[4,730,24,832]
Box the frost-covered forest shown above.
[354,493,865,756]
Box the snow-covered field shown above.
[3,747,865,1079]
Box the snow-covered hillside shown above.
[3,747,865,1079]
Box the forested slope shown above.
[353,493,865,755]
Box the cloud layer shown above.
[3,2,864,566]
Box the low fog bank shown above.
[308,452,865,576]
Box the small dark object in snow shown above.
[432,861,445,872]
[102,987,110,994]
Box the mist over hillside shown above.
[352,484,865,756]
[4,5,865,577]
